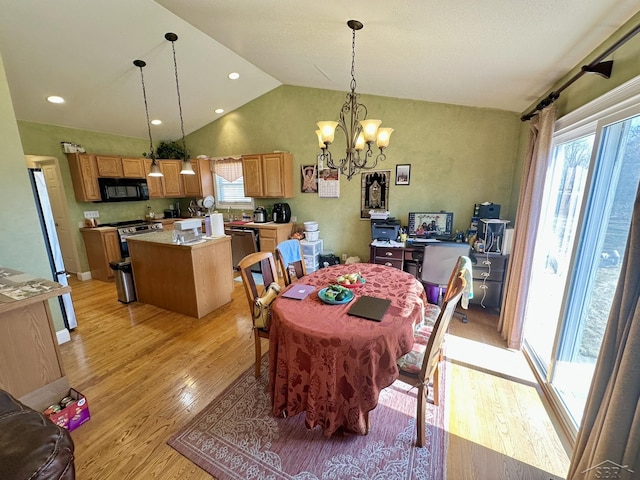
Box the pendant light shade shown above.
[133,59,163,177]
[165,32,195,175]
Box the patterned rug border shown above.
[168,354,448,479]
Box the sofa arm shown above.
[0,389,75,480]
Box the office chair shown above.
[420,242,472,322]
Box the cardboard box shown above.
[45,389,90,432]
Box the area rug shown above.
[168,355,448,479]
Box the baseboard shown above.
[76,271,92,281]
[56,329,71,345]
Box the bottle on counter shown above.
[146,206,155,220]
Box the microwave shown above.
[98,178,149,202]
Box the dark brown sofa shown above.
[0,389,75,480]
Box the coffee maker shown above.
[272,203,291,223]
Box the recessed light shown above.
[228,72,240,80]
[47,95,65,104]
[214,108,224,114]
[151,119,162,125]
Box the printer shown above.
[371,218,400,241]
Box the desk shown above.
[269,263,427,436]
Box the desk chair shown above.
[396,273,466,447]
[276,239,307,286]
[420,243,471,322]
[238,251,279,378]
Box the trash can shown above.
[109,259,136,304]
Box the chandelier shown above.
[316,20,393,181]
[133,59,162,177]
[165,32,195,175]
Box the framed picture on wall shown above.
[395,164,411,185]
[301,165,318,193]
[360,170,390,219]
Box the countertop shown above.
[124,230,229,247]
[0,267,69,314]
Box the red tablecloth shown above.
[269,263,427,436]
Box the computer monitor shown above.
[408,212,454,238]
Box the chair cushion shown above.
[423,303,441,327]
[397,324,433,374]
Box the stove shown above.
[112,220,163,258]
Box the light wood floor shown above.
[59,276,570,479]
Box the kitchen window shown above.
[212,156,254,210]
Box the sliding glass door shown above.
[523,106,640,434]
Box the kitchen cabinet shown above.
[122,157,145,178]
[80,227,121,282]
[143,159,184,198]
[242,152,293,198]
[159,160,184,198]
[255,223,293,256]
[96,155,124,178]
[182,158,214,198]
[67,153,101,202]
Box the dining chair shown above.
[238,251,280,378]
[396,272,466,447]
[275,239,307,286]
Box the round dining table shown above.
[268,263,427,436]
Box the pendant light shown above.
[133,59,162,177]
[165,32,195,175]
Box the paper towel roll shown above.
[211,213,225,237]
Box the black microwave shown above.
[97,178,149,202]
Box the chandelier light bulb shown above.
[317,121,338,144]
[360,119,382,143]
[355,133,366,151]
[376,128,394,148]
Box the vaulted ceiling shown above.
[0,0,638,140]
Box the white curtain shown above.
[567,182,640,478]
[213,156,243,183]
[498,106,556,349]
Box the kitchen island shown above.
[126,231,233,319]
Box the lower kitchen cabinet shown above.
[80,227,121,282]
[256,223,293,256]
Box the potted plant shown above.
[155,140,188,159]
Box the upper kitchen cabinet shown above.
[143,159,183,198]
[143,159,163,198]
[121,157,145,178]
[95,155,124,178]
[182,158,214,198]
[242,152,293,198]
[67,153,101,202]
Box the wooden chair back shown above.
[238,251,279,378]
[275,239,307,286]
[238,251,279,314]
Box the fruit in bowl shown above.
[336,272,365,288]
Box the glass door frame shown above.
[522,77,640,442]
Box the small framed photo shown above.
[395,164,411,185]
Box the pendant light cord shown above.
[134,59,155,160]
[167,34,187,160]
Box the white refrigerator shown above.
[29,169,78,330]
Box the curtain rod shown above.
[521,20,640,122]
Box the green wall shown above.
[18,86,522,266]
[0,53,65,330]
[187,85,521,261]
[17,123,184,271]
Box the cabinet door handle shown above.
[385,252,393,256]
[384,262,393,267]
